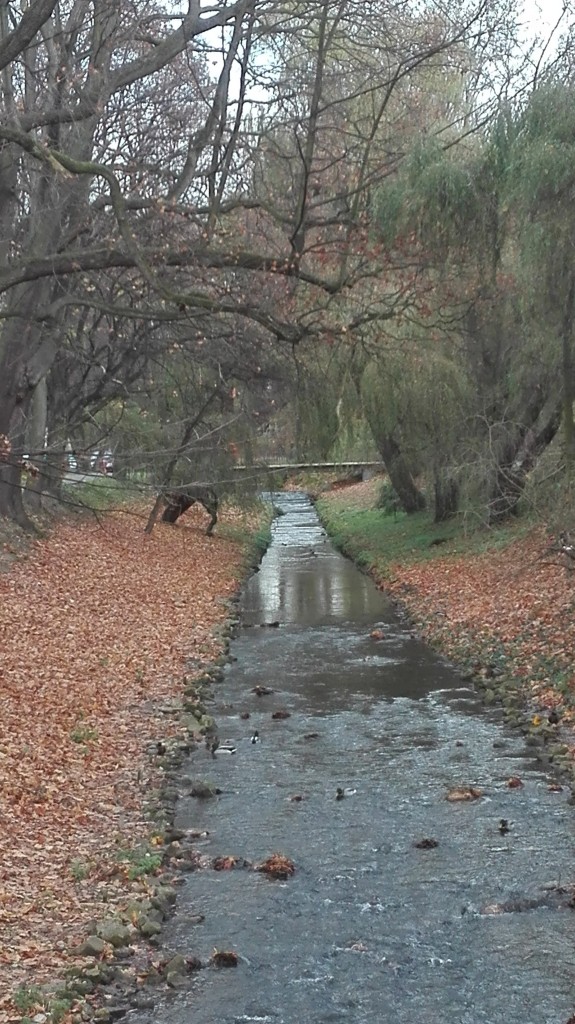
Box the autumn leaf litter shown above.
[0,504,257,1001]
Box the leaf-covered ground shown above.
[0,504,258,1009]
[384,528,575,714]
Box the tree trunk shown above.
[23,377,48,514]
[0,394,33,529]
[561,272,575,477]
[0,311,57,527]
[433,472,459,523]
[488,401,562,523]
[488,464,524,523]
[377,436,426,513]
[144,389,219,533]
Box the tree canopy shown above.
[0,0,573,527]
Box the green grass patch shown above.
[115,843,163,880]
[12,985,74,1024]
[70,723,99,744]
[69,858,92,881]
[13,986,43,1016]
[316,497,533,576]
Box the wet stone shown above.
[138,917,163,938]
[76,935,107,957]
[95,920,132,948]
[178,713,203,733]
[188,781,220,798]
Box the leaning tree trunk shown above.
[488,401,562,524]
[377,436,426,513]
[489,455,525,523]
[144,389,220,534]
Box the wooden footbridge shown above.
[233,461,384,479]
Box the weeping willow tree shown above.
[361,348,426,513]
[418,351,472,521]
[375,133,502,273]
[371,139,497,517]
[505,83,575,483]
[372,96,568,522]
[293,343,373,462]
[361,341,470,519]
[294,369,340,460]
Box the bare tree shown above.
[0,0,523,525]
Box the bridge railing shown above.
[233,461,384,472]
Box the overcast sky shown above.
[522,0,570,34]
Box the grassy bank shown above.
[317,481,575,786]
[316,479,532,575]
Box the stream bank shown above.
[316,480,575,793]
[122,491,575,1024]
[0,500,271,1021]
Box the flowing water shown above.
[130,492,575,1024]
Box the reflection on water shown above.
[128,493,575,1024]
[243,493,386,626]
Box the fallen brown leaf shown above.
[211,949,239,967]
[507,776,524,789]
[445,786,482,802]
[256,853,295,879]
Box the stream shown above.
[130,491,575,1024]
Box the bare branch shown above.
[0,0,58,72]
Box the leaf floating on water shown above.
[272,709,291,720]
[445,786,482,802]
[370,629,386,640]
[304,732,319,739]
[414,837,439,849]
[507,776,524,789]
[252,685,274,696]
[548,782,563,792]
[211,949,239,967]
[256,853,295,879]
[289,794,304,802]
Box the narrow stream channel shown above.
[131,492,575,1024]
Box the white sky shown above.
[521,0,571,37]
